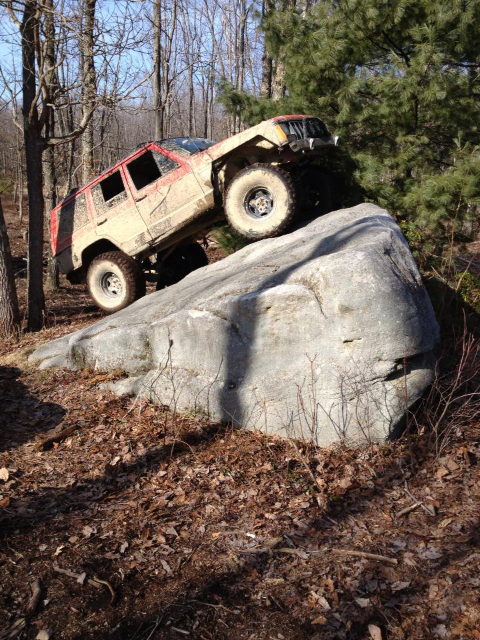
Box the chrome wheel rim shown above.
[100,271,123,298]
[244,187,274,220]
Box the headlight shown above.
[274,124,288,144]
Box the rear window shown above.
[57,193,89,243]
[157,138,217,156]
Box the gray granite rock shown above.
[30,203,439,445]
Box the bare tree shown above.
[42,0,58,290]
[2,0,99,329]
[81,0,97,183]
[152,0,162,139]
[0,197,20,339]
[19,0,46,330]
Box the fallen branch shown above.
[91,576,117,605]
[26,578,42,615]
[0,617,26,639]
[53,564,116,604]
[404,482,436,516]
[190,599,235,614]
[53,563,101,589]
[37,424,80,451]
[330,549,398,566]
[236,544,398,566]
[395,502,422,518]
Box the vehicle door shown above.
[90,166,152,255]
[123,147,206,243]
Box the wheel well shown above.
[217,138,281,194]
[81,240,121,270]
[66,240,123,285]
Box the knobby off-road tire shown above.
[156,242,208,290]
[224,164,296,240]
[87,251,145,314]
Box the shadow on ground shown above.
[0,366,65,452]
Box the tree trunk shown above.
[43,0,59,291]
[0,198,21,340]
[21,0,46,332]
[271,0,295,100]
[188,64,195,136]
[43,135,59,291]
[272,60,286,99]
[81,0,97,183]
[153,0,163,140]
[260,0,273,98]
[18,162,24,223]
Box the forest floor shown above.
[1,194,480,640]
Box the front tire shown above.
[87,251,144,313]
[224,164,296,240]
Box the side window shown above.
[58,193,89,243]
[91,170,128,213]
[152,150,180,175]
[126,149,180,192]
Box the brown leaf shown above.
[421,546,442,560]
[160,559,173,575]
[310,591,331,610]
[338,477,352,490]
[355,597,371,608]
[445,458,459,472]
[368,624,382,640]
[391,580,410,592]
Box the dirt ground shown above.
[1,195,480,640]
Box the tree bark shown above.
[272,59,286,99]
[260,0,273,98]
[81,0,97,183]
[188,63,195,136]
[21,0,46,332]
[153,0,163,140]
[43,126,59,291]
[0,198,21,340]
[43,0,59,291]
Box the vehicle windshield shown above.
[156,137,217,156]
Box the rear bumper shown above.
[288,135,339,153]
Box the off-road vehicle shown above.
[51,115,338,313]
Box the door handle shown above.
[136,194,147,202]
[97,217,107,225]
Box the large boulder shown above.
[30,204,439,446]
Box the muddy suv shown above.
[51,115,338,313]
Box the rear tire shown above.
[87,251,144,313]
[224,164,296,240]
[156,242,208,290]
